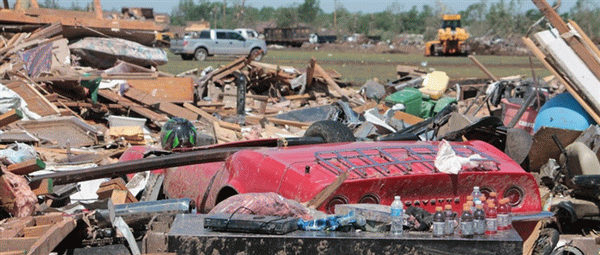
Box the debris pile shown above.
[1,0,600,254]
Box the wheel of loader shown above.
[532,228,560,255]
[304,120,355,143]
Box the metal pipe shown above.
[507,89,538,128]
[29,146,254,185]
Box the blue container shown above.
[533,93,595,132]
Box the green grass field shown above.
[159,49,551,85]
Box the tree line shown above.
[170,0,600,41]
[37,0,600,41]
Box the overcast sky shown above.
[55,0,578,14]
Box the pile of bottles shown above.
[391,186,513,237]
[297,210,366,231]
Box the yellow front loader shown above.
[425,14,469,56]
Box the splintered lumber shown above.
[6,158,45,175]
[96,178,137,204]
[245,115,311,128]
[29,146,256,185]
[312,61,349,100]
[468,55,499,82]
[0,109,23,127]
[125,77,195,103]
[183,103,242,131]
[532,0,600,81]
[211,57,247,81]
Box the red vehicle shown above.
[120,139,542,238]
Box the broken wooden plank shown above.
[22,225,52,237]
[126,77,195,103]
[306,57,316,87]
[568,20,600,62]
[33,213,64,226]
[0,237,37,253]
[468,55,499,82]
[313,62,348,100]
[0,109,23,128]
[532,0,600,81]
[27,218,76,255]
[123,87,161,107]
[0,217,35,239]
[98,90,169,123]
[246,115,311,128]
[4,80,60,117]
[29,178,53,196]
[6,158,45,175]
[183,103,242,131]
[158,102,199,121]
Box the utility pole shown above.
[333,0,337,28]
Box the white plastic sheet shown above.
[434,140,484,174]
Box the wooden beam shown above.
[532,0,600,81]
[313,61,348,100]
[6,158,45,175]
[183,103,242,131]
[468,55,499,82]
[0,109,23,128]
[158,102,199,121]
[523,37,600,124]
[27,219,76,255]
[29,178,53,196]
[568,20,600,62]
[122,87,161,107]
[246,115,311,128]
[22,225,52,237]
[0,238,36,253]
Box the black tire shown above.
[304,120,355,143]
[250,48,263,61]
[181,54,194,60]
[533,228,560,255]
[194,48,207,61]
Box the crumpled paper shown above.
[434,140,484,174]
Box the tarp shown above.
[69,37,168,69]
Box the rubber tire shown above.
[304,120,355,143]
[195,48,207,61]
[532,228,560,255]
[250,48,263,61]
[181,54,194,60]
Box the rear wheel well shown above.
[215,187,238,205]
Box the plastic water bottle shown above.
[460,204,474,238]
[432,206,445,237]
[485,204,498,235]
[390,196,404,235]
[473,204,485,236]
[497,198,509,231]
[443,205,455,236]
[471,186,482,204]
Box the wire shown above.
[224,206,256,231]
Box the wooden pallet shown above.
[0,212,76,255]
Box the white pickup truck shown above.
[170,29,267,61]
